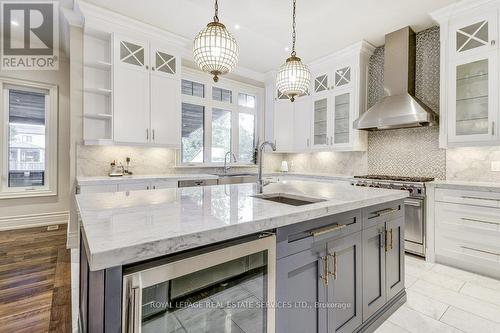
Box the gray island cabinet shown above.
[276,200,405,333]
[76,181,408,333]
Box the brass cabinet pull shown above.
[389,229,393,250]
[320,256,329,286]
[310,224,346,237]
[328,252,338,280]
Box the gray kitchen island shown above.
[76,180,408,333]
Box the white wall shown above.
[0,55,71,229]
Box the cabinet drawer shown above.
[435,188,500,208]
[78,184,117,194]
[362,200,403,229]
[435,236,500,277]
[276,210,361,259]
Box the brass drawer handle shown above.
[389,229,393,250]
[371,208,398,219]
[310,224,346,237]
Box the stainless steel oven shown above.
[122,234,276,333]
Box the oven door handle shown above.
[404,199,422,207]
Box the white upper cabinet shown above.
[448,52,498,143]
[79,2,184,147]
[112,35,181,147]
[432,1,500,147]
[150,44,181,147]
[293,95,311,151]
[267,42,373,153]
[113,35,151,144]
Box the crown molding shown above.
[308,40,376,70]
[430,0,500,23]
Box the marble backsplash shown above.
[446,147,500,182]
[283,151,367,176]
[76,144,283,177]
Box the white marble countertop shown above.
[76,180,408,271]
[271,172,352,181]
[77,173,219,185]
[428,180,500,192]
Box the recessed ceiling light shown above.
[11,20,19,26]
[234,24,240,30]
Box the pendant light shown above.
[193,0,239,82]
[275,0,311,102]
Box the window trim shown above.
[0,77,58,199]
[180,70,261,166]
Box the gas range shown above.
[350,175,435,198]
[351,174,435,258]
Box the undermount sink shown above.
[252,193,326,206]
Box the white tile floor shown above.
[375,255,500,333]
[70,250,500,333]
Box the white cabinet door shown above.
[311,94,331,149]
[293,95,311,151]
[450,11,498,60]
[113,35,150,144]
[150,45,180,147]
[331,89,354,148]
[118,182,151,191]
[448,51,498,143]
[273,100,294,152]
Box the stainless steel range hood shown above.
[353,27,438,130]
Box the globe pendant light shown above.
[193,0,239,82]
[276,0,311,102]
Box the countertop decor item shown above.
[275,0,311,102]
[193,0,239,82]
[280,161,289,172]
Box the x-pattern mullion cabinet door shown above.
[113,34,150,144]
[326,232,362,333]
[448,51,498,143]
[149,44,181,147]
[450,11,498,60]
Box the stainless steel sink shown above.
[251,193,326,206]
[217,173,257,185]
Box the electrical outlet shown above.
[491,161,500,172]
[47,225,59,231]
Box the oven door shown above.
[404,198,425,256]
[122,235,276,333]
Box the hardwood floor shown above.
[0,225,72,333]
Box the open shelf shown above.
[84,87,112,96]
[85,61,112,70]
[84,113,113,120]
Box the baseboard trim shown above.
[0,211,69,231]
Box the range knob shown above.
[400,187,407,191]
[408,188,414,194]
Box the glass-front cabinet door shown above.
[332,91,353,147]
[450,13,498,59]
[122,235,276,333]
[448,52,498,143]
[311,96,330,148]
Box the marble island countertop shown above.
[76,180,408,271]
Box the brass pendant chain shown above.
[291,0,297,57]
[214,0,219,22]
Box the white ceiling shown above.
[85,0,458,74]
